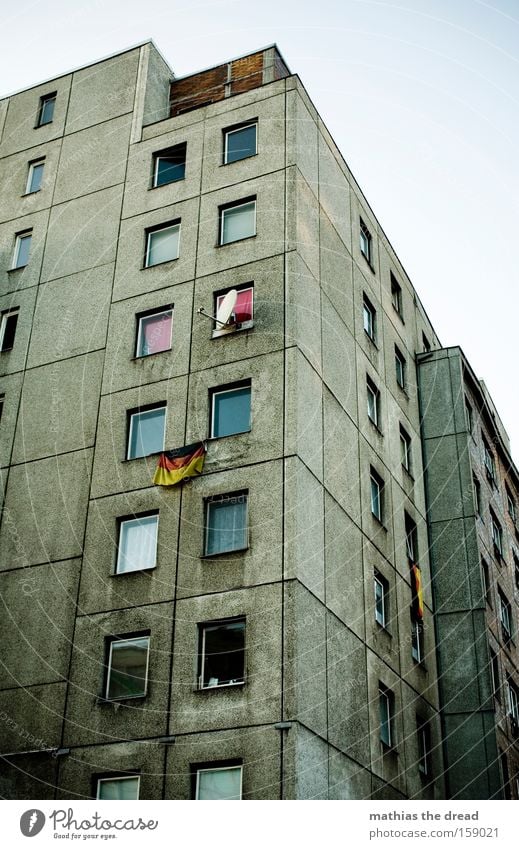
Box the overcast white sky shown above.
[2,0,518,454]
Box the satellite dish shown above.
[215,289,237,326]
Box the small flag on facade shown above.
[153,442,206,487]
[411,564,424,620]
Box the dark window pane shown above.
[107,637,149,699]
[201,621,245,687]
[225,124,256,163]
[212,386,251,437]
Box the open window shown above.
[198,619,245,689]
[105,635,150,700]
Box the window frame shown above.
[465,397,474,434]
[223,120,258,165]
[405,512,418,563]
[0,393,4,424]
[203,491,249,557]
[25,158,45,194]
[126,403,166,460]
[379,685,394,748]
[482,558,492,606]
[151,142,187,188]
[422,332,431,353]
[507,678,519,723]
[400,425,412,474]
[483,436,496,485]
[194,763,243,800]
[490,647,500,700]
[11,230,32,270]
[212,283,254,337]
[362,294,376,342]
[96,775,140,800]
[359,218,372,265]
[36,92,56,127]
[366,376,380,429]
[374,572,388,628]
[506,487,517,524]
[219,198,257,246]
[105,634,151,701]
[490,509,504,559]
[134,305,173,358]
[390,272,403,318]
[144,221,181,268]
[197,617,246,690]
[417,717,431,776]
[370,468,384,523]
[0,309,20,353]
[411,619,425,664]
[209,381,252,439]
[115,512,159,575]
[499,590,512,643]
[394,346,406,390]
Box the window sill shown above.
[206,429,251,442]
[361,253,375,274]
[142,257,179,270]
[131,349,172,361]
[381,742,398,756]
[375,621,392,636]
[364,331,378,348]
[6,266,26,273]
[122,451,164,463]
[22,190,41,197]
[371,516,387,532]
[392,307,405,324]
[402,467,414,482]
[96,695,147,705]
[201,546,249,560]
[216,234,257,249]
[196,680,245,692]
[221,152,258,167]
[368,420,384,437]
[149,178,186,190]
[212,320,254,338]
[112,565,157,576]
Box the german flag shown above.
[153,442,206,487]
[411,564,424,620]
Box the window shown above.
[214,285,254,334]
[411,620,424,663]
[135,307,173,357]
[105,635,150,700]
[465,398,473,434]
[417,717,431,776]
[506,487,517,524]
[366,377,380,428]
[97,776,139,800]
[379,685,393,747]
[25,158,45,194]
[490,648,500,699]
[507,679,519,723]
[514,553,519,593]
[210,383,251,439]
[390,273,402,317]
[0,394,4,424]
[127,404,166,459]
[483,436,496,485]
[374,572,388,628]
[500,751,511,799]
[370,468,384,523]
[363,295,376,342]
[219,198,256,245]
[145,222,180,267]
[198,619,245,689]
[482,559,491,606]
[473,474,481,516]
[0,309,19,353]
[36,92,56,127]
[152,142,186,187]
[405,512,418,562]
[499,590,512,643]
[204,492,248,556]
[116,513,159,574]
[422,332,430,353]
[224,121,257,164]
[400,426,411,473]
[195,764,242,800]
[490,510,503,559]
[11,231,32,269]
[395,346,406,389]
[359,218,372,264]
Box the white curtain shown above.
[147,224,180,265]
[222,202,255,244]
[118,516,158,573]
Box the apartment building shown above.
[418,348,519,799]
[0,40,514,800]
